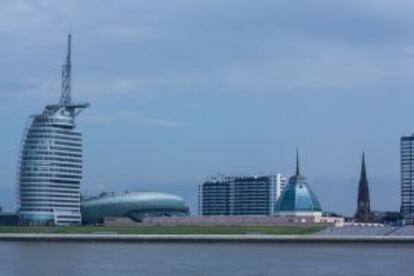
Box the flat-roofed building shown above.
[401,135,414,223]
[199,174,286,216]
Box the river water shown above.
[0,242,413,275]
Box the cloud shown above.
[97,25,167,41]
[2,0,414,102]
[75,72,207,99]
[142,119,186,128]
[83,111,186,128]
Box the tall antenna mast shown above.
[60,33,72,106]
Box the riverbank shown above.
[1,225,414,243]
[0,225,323,235]
[1,233,414,243]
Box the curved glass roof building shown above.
[81,192,190,224]
[17,35,89,225]
[275,152,322,215]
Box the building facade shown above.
[199,174,286,216]
[401,135,414,223]
[17,34,89,225]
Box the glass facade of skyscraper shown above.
[18,107,85,225]
[17,35,89,225]
[401,135,414,223]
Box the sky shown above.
[1,0,414,216]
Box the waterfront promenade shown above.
[1,233,414,243]
[1,225,414,243]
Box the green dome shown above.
[275,174,322,212]
[81,191,190,224]
[275,150,322,213]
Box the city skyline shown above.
[2,1,414,215]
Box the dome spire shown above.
[296,148,300,176]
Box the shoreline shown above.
[0,234,414,243]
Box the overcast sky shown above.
[1,0,414,215]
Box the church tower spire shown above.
[355,152,372,222]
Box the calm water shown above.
[0,242,413,276]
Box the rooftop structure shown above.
[17,34,89,225]
[274,151,322,216]
[81,191,190,224]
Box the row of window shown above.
[28,128,81,137]
[20,167,82,174]
[21,203,80,208]
[24,139,81,148]
[27,134,81,142]
[49,163,82,169]
[20,189,79,194]
[54,140,81,147]
[21,194,80,199]
[21,156,81,163]
[19,208,54,212]
[23,151,82,158]
[20,182,80,188]
[50,146,82,153]
[56,215,81,219]
[20,173,82,179]
[20,198,80,204]
[20,181,81,187]
[24,145,82,153]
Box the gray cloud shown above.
[83,111,186,128]
[2,0,414,101]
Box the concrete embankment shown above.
[1,234,414,243]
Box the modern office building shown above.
[354,153,372,222]
[17,34,89,225]
[81,191,190,224]
[274,152,322,216]
[198,176,232,216]
[401,135,414,224]
[199,173,287,216]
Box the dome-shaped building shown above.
[275,152,322,216]
[81,191,190,224]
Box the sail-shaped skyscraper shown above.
[17,35,89,225]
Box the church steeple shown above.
[355,152,372,222]
[361,153,367,180]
